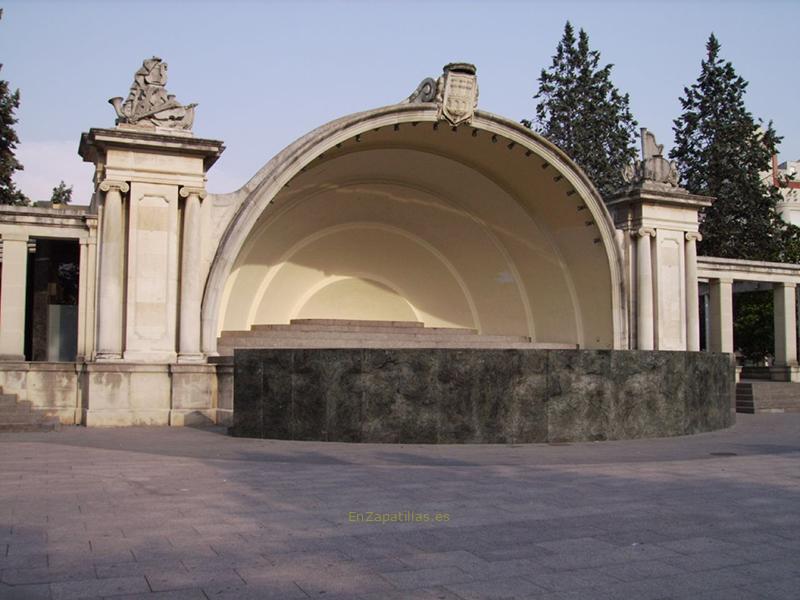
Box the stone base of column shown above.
[177,352,205,364]
[95,352,123,362]
[769,365,800,383]
[170,363,217,427]
[122,350,178,363]
[0,354,26,362]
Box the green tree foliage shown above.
[50,180,72,205]
[0,9,28,206]
[523,21,638,198]
[671,33,799,262]
[733,290,773,362]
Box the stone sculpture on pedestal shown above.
[108,57,197,132]
[623,128,680,188]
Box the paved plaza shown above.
[1,414,799,600]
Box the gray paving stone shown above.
[0,415,798,600]
[202,580,308,599]
[112,590,207,600]
[445,577,547,600]
[144,569,245,592]
[1,566,96,585]
[599,558,685,582]
[0,581,51,599]
[49,575,150,600]
[687,588,769,600]
[382,566,473,590]
[359,586,463,599]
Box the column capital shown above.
[633,227,656,239]
[685,232,702,242]
[99,179,129,194]
[1,232,29,243]
[713,277,734,285]
[775,281,797,289]
[179,186,207,200]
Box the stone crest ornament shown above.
[109,57,197,132]
[623,128,680,187]
[437,63,478,126]
[405,63,479,126]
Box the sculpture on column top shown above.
[622,128,680,187]
[109,57,197,132]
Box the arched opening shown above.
[204,106,627,351]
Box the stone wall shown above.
[231,349,735,443]
[0,362,222,427]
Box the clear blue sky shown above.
[1,0,798,203]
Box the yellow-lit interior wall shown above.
[218,124,616,348]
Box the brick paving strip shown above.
[0,413,798,600]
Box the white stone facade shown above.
[1,60,796,426]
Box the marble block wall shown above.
[231,349,734,443]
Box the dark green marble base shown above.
[230,349,735,443]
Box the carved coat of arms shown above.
[437,63,479,126]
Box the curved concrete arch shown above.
[236,173,536,337]
[288,274,422,323]
[202,103,627,353]
[244,221,481,331]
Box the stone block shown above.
[293,349,361,441]
[364,349,439,443]
[547,350,612,442]
[607,351,686,440]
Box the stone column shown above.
[76,230,97,362]
[635,227,656,350]
[77,238,89,362]
[708,278,733,353]
[773,282,797,367]
[0,233,30,360]
[95,180,129,360]
[178,187,206,362]
[684,233,701,351]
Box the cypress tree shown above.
[523,21,638,198]
[671,33,795,262]
[0,9,28,206]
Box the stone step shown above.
[0,419,61,433]
[0,407,34,420]
[219,332,528,346]
[217,340,576,355]
[0,394,21,408]
[290,318,424,328]
[246,323,478,336]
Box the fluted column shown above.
[0,233,30,360]
[178,186,206,362]
[95,180,128,360]
[685,232,701,351]
[635,227,656,350]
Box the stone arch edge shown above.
[201,103,628,354]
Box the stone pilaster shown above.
[178,186,206,363]
[0,232,30,360]
[95,180,129,360]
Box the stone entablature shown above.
[698,256,800,283]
